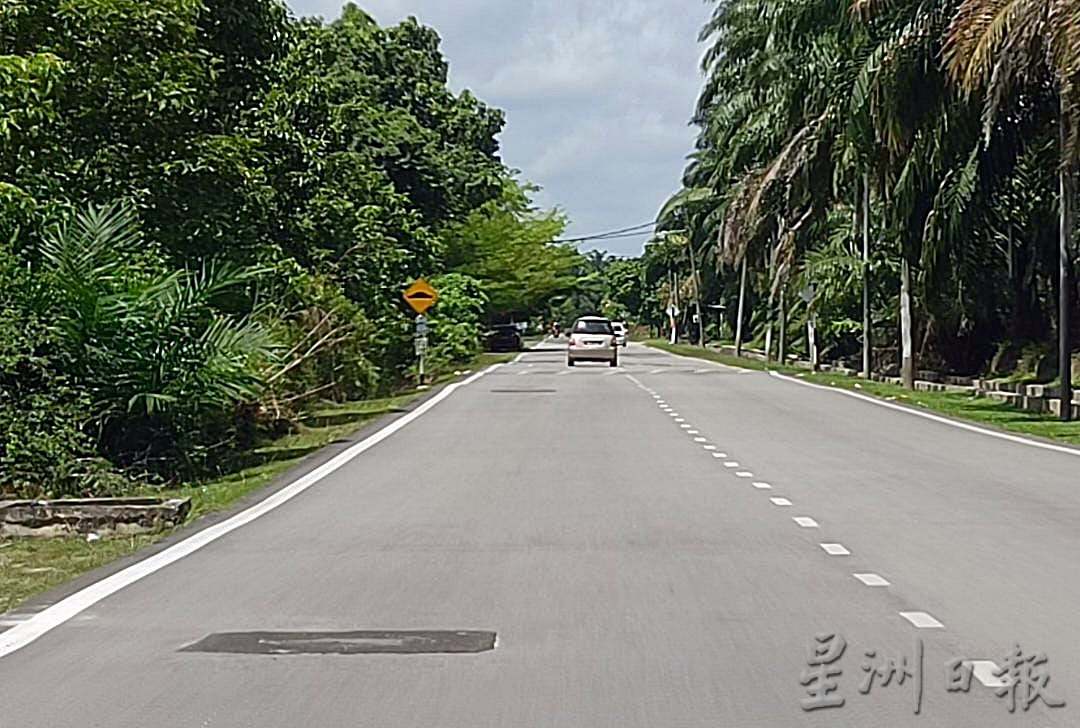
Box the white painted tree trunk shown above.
[735,258,747,356]
[900,257,914,389]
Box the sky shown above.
[285,0,711,257]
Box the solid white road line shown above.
[769,370,1080,458]
[753,482,772,489]
[853,573,890,587]
[792,516,818,527]
[820,543,850,555]
[770,497,792,506]
[899,611,945,629]
[0,364,501,661]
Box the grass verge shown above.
[1,352,513,615]
[645,339,1080,447]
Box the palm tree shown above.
[945,0,1080,418]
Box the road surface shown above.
[1,341,1077,726]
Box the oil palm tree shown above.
[944,0,1080,418]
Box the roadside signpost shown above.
[404,279,438,384]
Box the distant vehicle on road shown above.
[487,324,523,352]
[611,321,628,347]
[566,316,618,367]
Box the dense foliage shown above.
[652,0,1080,394]
[0,1,583,497]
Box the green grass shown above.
[0,535,159,614]
[0,355,514,614]
[645,339,1080,447]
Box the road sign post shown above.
[404,280,438,385]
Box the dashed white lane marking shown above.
[770,497,792,506]
[753,482,772,489]
[820,543,850,555]
[711,453,728,459]
[792,516,818,527]
[688,429,700,434]
[970,661,1007,687]
[703,445,717,450]
[668,413,679,418]
[736,471,753,478]
[680,424,692,429]
[557,371,571,376]
[899,612,945,629]
[694,437,708,443]
[853,573,890,587]
[517,370,529,376]
[657,400,666,404]
[0,364,502,660]
[649,368,665,374]
[675,418,686,423]
[724,461,739,468]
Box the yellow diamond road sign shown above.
[403,278,438,314]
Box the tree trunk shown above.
[861,173,871,379]
[735,257,748,356]
[1059,106,1074,421]
[900,257,915,390]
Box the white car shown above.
[611,321,628,347]
[567,316,619,367]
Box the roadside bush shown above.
[425,273,487,367]
[38,203,277,480]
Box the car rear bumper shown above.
[568,347,617,362]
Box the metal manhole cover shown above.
[180,630,496,655]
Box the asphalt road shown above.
[2,341,1078,726]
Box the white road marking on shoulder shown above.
[770,497,792,506]
[970,661,1007,687]
[899,611,944,629]
[0,365,502,661]
[769,371,1080,458]
[853,573,890,587]
[792,516,818,527]
[820,543,850,555]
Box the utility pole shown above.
[1059,104,1074,421]
[686,238,705,347]
[861,173,871,379]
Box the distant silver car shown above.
[567,316,618,367]
[611,321,628,347]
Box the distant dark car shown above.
[487,324,523,352]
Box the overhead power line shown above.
[552,222,656,244]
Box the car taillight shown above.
[611,338,618,347]
[569,338,575,346]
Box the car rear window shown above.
[573,320,613,334]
